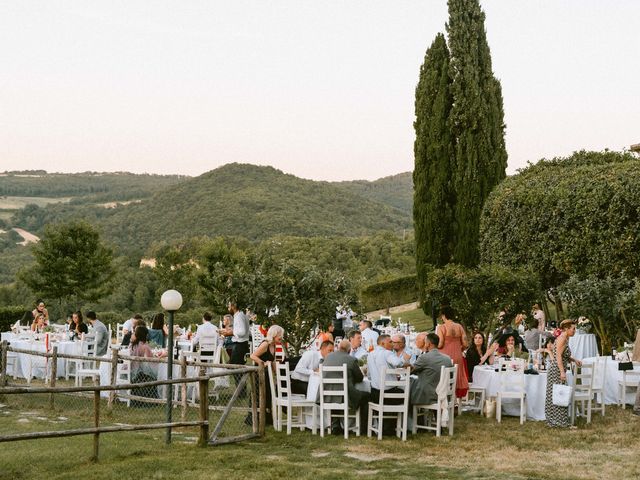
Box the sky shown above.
[1,1,639,181]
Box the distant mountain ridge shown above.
[5,164,415,253]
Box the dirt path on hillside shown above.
[13,228,40,245]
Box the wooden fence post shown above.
[49,346,58,409]
[180,354,187,420]
[198,378,209,447]
[108,347,119,407]
[0,341,7,387]
[250,369,258,434]
[258,365,266,436]
[93,390,100,461]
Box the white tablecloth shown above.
[4,335,80,380]
[582,356,640,405]
[569,334,598,360]
[472,366,548,421]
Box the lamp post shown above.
[161,289,182,445]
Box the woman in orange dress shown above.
[437,306,469,398]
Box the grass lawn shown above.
[2,390,639,480]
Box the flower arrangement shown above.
[577,316,592,332]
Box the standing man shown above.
[86,311,109,357]
[223,301,250,366]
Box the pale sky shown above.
[1,1,638,181]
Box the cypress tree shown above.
[447,0,507,266]
[413,33,455,295]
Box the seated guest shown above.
[291,340,334,394]
[193,311,218,346]
[31,313,47,333]
[480,332,528,364]
[315,323,335,348]
[70,311,89,340]
[322,339,370,434]
[148,313,168,348]
[464,331,487,382]
[130,325,158,407]
[359,319,379,352]
[86,311,109,356]
[121,314,143,346]
[410,333,453,406]
[348,330,367,360]
[367,334,404,404]
[414,332,428,355]
[391,334,414,366]
[249,325,285,425]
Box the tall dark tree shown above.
[413,33,455,297]
[446,0,507,266]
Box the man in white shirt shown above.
[367,334,404,403]
[291,340,334,394]
[222,301,250,366]
[121,314,143,346]
[348,330,368,360]
[359,319,379,351]
[193,311,218,347]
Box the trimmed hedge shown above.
[360,275,418,311]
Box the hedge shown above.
[360,275,418,312]
[0,306,29,333]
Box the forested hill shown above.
[333,172,413,214]
[0,171,186,201]
[96,163,412,250]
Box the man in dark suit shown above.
[410,333,453,406]
[321,339,370,434]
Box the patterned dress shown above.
[545,341,572,427]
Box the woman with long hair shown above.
[464,331,487,382]
[71,311,88,340]
[437,306,469,398]
[148,313,167,347]
[130,325,158,406]
[248,325,285,426]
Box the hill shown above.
[332,172,413,214]
[89,163,413,251]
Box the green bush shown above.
[480,150,640,289]
[0,305,28,333]
[360,275,418,311]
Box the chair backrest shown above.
[440,364,458,401]
[498,357,526,390]
[82,335,97,357]
[275,362,294,401]
[265,361,278,406]
[591,356,607,390]
[116,323,124,342]
[378,367,411,407]
[250,324,265,354]
[572,362,594,393]
[319,364,348,409]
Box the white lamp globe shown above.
[161,289,183,311]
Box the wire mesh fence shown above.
[0,341,265,458]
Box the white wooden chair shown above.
[496,358,527,425]
[617,361,640,409]
[572,362,596,424]
[367,367,411,441]
[319,364,360,439]
[274,362,317,434]
[75,336,102,386]
[250,324,265,355]
[588,356,607,417]
[6,350,18,380]
[412,364,457,437]
[116,357,131,406]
